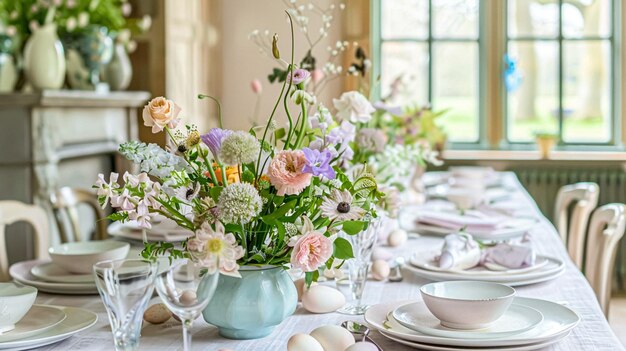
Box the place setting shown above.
[108,215,194,243]
[364,281,580,350]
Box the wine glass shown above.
[337,218,383,315]
[155,258,219,351]
[93,259,157,351]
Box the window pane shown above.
[433,42,479,142]
[432,0,479,39]
[562,41,611,143]
[561,0,611,38]
[380,42,429,105]
[382,0,428,39]
[508,0,559,38]
[507,41,559,142]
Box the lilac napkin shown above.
[481,243,536,268]
[438,233,481,270]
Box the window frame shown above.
[370,0,625,150]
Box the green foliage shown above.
[333,237,354,260]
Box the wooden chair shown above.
[584,203,626,316]
[554,182,599,269]
[50,187,108,243]
[0,201,49,281]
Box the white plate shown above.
[30,262,94,284]
[406,255,565,286]
[410,221,536,241]
[108,221,192,243]
[0,306,97,350]
[0,305,66,343]
[364,297,579,348]
[380,330,570,351]
[411,252,549,276]
[392,302,543,339]
[9,260,98,295]
[427,186,510,203]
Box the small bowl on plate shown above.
[445,189,484,210]
[49,241,130,274]
[420,281,515,330]
[0,283,37,333]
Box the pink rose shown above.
[268,150,312,196]
[291,231,333,272]
[142,97,182,133]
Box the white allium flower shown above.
[219,131,260,165]
[217,183,263,224]
[333,91,376,123]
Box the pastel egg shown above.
[310,325,355,351]
[371,259,390,281]
[143,303,171,324]
[302,285,345,313]
[180,290,197,306]
[294,278,317,302]
[287,333,324,351]
[372,247,393,261]
[345,342,379,351]
[388,229,408,247]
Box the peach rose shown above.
[290,231,333,272]
[142,97,182,133]
[268,150,312,196]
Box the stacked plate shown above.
[0,305,97,350]
[108,220,193,243]
[10,260,98,295]
[365,298,580,350]
[406,252,565,286]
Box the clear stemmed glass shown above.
[155,258,219,351]
[337,218,383,315]
[93,259,157,351]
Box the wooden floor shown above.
[610,297,626,346]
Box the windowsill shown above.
[442,149,626,162]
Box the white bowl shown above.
[445,189,484,210]
[420,281,515,330]
[49,241,130,274]
[0,283,37,333]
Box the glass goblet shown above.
[93,259,157,351]
[155,258,219,351]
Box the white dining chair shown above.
[50,187,108,243]
[554,182,599,269]
[0,201,50,282]
[584,203,626,316]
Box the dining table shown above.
[31,172,624,350]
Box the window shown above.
[373,0,621,148]
[378,0,480,143]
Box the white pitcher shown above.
[103,43,132,91]
[23,23,66,90]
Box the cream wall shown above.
[219,0,344,130]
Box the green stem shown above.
[294,100,308,148]
[241,223,248,260]
[200,148,219,185]
[198,94,223,129]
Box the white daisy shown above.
[320,189,366,221]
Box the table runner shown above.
[33,172,624,350]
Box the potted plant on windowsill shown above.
[534,132,559,159]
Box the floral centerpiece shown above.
[94,12,382,339]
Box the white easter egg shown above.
[388,229,408,247]
[302,285,346,313]
[180,290,197,306]
[345,342,379,351]
[287,333,324,351]
[310,325,355,351]
[372,247,393,261]
[294,278,317,302]
[371,259,390,281]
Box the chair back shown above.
[0,201,49,281]
[584,203,626,316]
[554,182,599,268]
[50,187,107,243]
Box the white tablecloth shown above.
[34,173,624,350]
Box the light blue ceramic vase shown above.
[202,266,297,339]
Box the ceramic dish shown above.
[0,283,38,333]
[410,220,536,241]
[392,302,543,339]
[0,305,66,342]
[411,252,549,276]
[364,298,579,348]
[379,330,570,351]
[0,306,97,350]
[9,260,98,295]
[406,255,565,286]
[108,221,192,243]
[49,241,130,274]
[30,262,94,284]
[419,281,516,329]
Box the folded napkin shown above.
[481,243,536,268]
[438,233,481,270]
